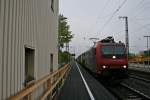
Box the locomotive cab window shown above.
[114,46,126,55]
[115,46,126,58]
[101,45,126,58]
[102,46,113,55]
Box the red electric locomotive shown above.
[77,36,128,78]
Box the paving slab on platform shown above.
[58,62,117,100]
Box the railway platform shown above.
[58,61,117,100]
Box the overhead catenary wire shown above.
[130,19,150,33]
[130,0,150,18]
[132,0,145,11]
[99,0,127,33]
[90,0,112,33]
[132,17,150,21]
[132,3,150,18]
[129,23,150,43]
[96,0,149,34]
[128,0,145,16]
[95,0,111,22]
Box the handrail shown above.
[9,64,71,100]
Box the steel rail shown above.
[129,74,150,83]
[121,83,150,100]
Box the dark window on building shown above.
[51,0,54,12]
[25,47,35,86]
[50,54,53,73]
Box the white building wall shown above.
[0,0,4,99]
[0,0,59,99]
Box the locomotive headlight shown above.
[112,56,116,59]
[102,65,106,69]
[123,65,127,68]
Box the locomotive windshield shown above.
[114,46,125,55]
[101,45,126,58]
[101,46,113,55]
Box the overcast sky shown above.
[59,0,150,56]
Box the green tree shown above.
[58,14,73,65]
[58,14,73,48]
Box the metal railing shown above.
[9,64,71,100]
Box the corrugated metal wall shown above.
[0,0,58,99]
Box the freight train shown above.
[77,36,128,78]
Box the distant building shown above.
[0,0,58,99]
[139,49,150,56]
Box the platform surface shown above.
[58,61,117,100]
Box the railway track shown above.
[128,69,150,81]
[129,74,150,83]
[122,73,150,99]
[81,64,150,100]
[97,73,150,100]
[107,82,150,100]
[121,83,150,100]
